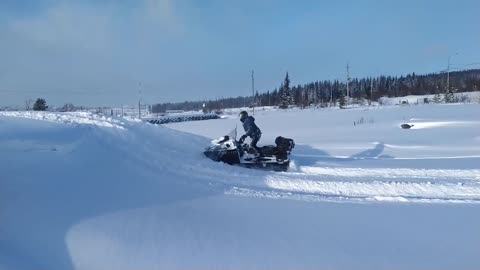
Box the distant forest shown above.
[152,69,480,113]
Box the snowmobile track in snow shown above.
[219,166,480,204]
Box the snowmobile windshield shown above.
[226,127,237,141]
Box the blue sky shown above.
[1,0,479,107]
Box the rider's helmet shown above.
[239,111,248,122]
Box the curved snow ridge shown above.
[299,166,480,181]
[263,176,480,202]
[383,143,428,149]
[0,111,125,129]
[294,154,480,161]
[226,186,480,204]
[407,121,480,129]
[226,186,355,203]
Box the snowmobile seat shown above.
[275,136,295,153]
[258,145,278,156]
[274,136,295,160]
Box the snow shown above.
[1,103,480,269]
[378,91,480,105]
[0,111,126,129]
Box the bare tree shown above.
[62,103,75,112]
[25,98,33,111]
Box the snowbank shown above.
[378,91,480,105]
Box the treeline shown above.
[152,69,480,112]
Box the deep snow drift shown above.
[1,104,480,270]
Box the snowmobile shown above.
[203,128,295,171]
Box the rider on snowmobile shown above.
[238,111,262,153]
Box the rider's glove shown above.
[239,135,247,144]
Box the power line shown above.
[251,70,255,115]
[346,63,350,106]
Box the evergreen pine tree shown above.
[443,89,455,103]
[338,92,346,108]
[278,83,285,108]
[279,72,293,109]
[33,98,48,111]
[433,93,442,103]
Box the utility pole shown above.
[138,99,141,118]
[330,85,333,106]
[370,77,374,101]
[346,63,350,106]
[447,56,452,93]
[138,82,142,119]
[447,56,451,92]
[251,70,255,115]
[447,52,459,92]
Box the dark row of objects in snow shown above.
[145,113,220,124]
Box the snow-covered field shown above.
[379,91,480,105]
[1,103,480,269]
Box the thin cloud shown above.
[7,0,184,52]
[142,0,184,34]
[8,2,112,51]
